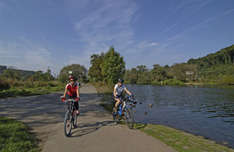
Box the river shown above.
[126,85,234,148]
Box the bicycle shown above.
[61,98,79,137]
[112,95,137,129]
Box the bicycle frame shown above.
[63,99,78,137]
[65,99,76,113]
[117,96,135,115]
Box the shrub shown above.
[163,79,184,86]
[218,75,234,85]
[0,79,10,90]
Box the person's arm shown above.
[124,88,132,96]
[63,86,68,97]
[113,85,117,97]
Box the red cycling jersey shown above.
[66,82,78,97]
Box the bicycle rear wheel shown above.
[64,111,72,137]
[124,109,134,129]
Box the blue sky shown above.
[0,0,234,74]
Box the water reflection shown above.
[127,85,234,148]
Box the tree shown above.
[135,65,151,84]
[170,63,197,82]
[136,65,147,73]
[29,69,54,81]
[151,64,168,82]
[124,68,138,84]
[88,53,104,82]
[1,69,21,80]
[100,47,125,84]
[59,64,87,83]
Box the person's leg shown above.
[114,98,121,113]
[74,101,79,115]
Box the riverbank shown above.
[137,124,234,152]
[0,117,39,152]
[126,80,234,88]
[94,83,234,152]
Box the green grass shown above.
[0,86,64,98]
[136,124,234,152]
[0,117,39,152]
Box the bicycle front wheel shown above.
[73,112,78,128]
[124,109,135,129]
[64,111,72,137]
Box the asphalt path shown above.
[0,84,176,152]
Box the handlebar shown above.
[60,96,80,103]
[65,99,76,102]
[126,95,137,104]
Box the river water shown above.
[126,85,234,148]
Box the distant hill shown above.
[0,65,35,79]
[186,44,234,82]
[188,45,234,69]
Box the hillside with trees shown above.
[124,44,234,85]
[187,45,234,84]
[188,45,234,68]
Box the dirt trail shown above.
[0,84,176,152]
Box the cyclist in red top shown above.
[62,76,80,115]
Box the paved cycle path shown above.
[0,84,176,152]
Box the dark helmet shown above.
[118,78,124,83]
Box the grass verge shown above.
[0,117,39,152]
[136,124,234,152]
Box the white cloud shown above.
[137,41,159,49]
[69,0,138,66]
[0,39,57,72]
[63,0,164,69]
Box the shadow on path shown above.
[0,92,106,128]
[71,120,115,137]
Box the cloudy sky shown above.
[0,0,234,73]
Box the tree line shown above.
[87,47,198,85]
[88,44,234,85]
[1,44,234,91]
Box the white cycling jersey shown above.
[114,84,126,97]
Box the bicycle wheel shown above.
[64,111,72,137]
[72,112,78,128]
[124,108,134,129]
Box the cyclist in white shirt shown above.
[113,79,132,113]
